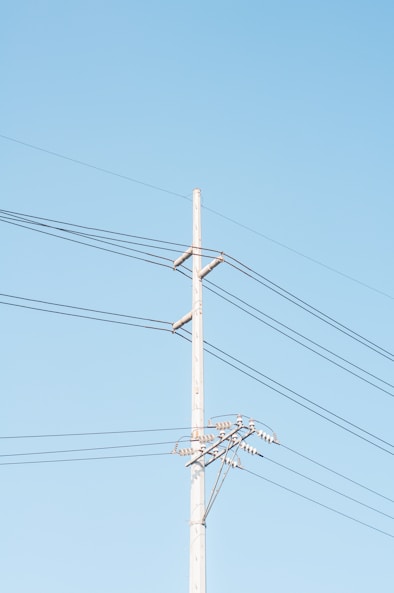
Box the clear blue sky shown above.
[1,2,393,592]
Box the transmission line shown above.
[1,133,392,301]
[0,426,200,440]
[0,300,172,332]
[259,454,393,520]
[202,278,393,396]
[280,443,394,504]
[224,257,393,361]
[0,451,172,466]
[0,440,179,458]
[242,467,393,539]
[175,330,393,455]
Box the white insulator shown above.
[240,441,246,449]
[223,457,237,467]
[179,447,193,456]
[249,418,255,429]
[215,421,232,430]
[236,414,243,426]
[269,435,274,444]
[199,433,215,443]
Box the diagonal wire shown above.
[203,279,394,393]
[259,454,393,520]
[242,467,393,539]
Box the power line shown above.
[4,206,391,366]
[0,293,171,326]
[203,278,394,396]
[0,133,190,200]
[1,133,392,301]
[0,208,219,255]
[201,336,394,449]
[242,467,393,539]
[4,289,391,454]
[175,331,393,454]
[0,426,200,440]
[0,300,172,332]
[0,216,174,268]
[0,213,178,262]
[202,204,394,302]
[0,451,172,466]
[224,257,394,361]
[252,419,393,504]
[259,454,393,520]
[0,440,178,458]
[280,443,394,504]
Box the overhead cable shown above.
[242,467,393,539]
[1,133,392,300]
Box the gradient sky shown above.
[1,2,393,592]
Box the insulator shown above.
[199,434,215,443]
[241,443,257,455]
[178,447,193,456]
[257,430,274,443]
[223,457,238,468]
[215,421,232,430]
[239,441,246,449]
[249,418,255,429]
[236,414,243,426]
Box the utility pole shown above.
[189,188,206,593]
[173,189,279,591]
[173,188,223,593]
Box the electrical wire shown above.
[259,454,393,520]
[202,204,394,302]
[0,134,190,200]
[0,300,172,332]
[0,451,172,466]
[1,133,392,301]
[0,440,178,458]
[3,288,391,456]
[0,214,177,262]
[0,208,220,256]
[0,426,202,440]
[201,334,394,450]
[280,443,394,504]
[0,293,171,326]
[241,467,393,539]
[252,419,394,504]
[175,331,393,454]
[0,208,190,247]
[203,279,394,396]
[0,217,174,268]
[224,257,394,361]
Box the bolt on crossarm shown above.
[173,188,223,593]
